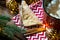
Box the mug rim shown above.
[43,0,60,20]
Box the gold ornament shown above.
[25,0,38,5]
[0,25,4,32]
[6,0,18,16]
[0,28,1,31]
[47,29,60,40]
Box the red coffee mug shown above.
[43,0,60,31]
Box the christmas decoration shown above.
[47,29,60,40]
[0,3,26,40]
[6,0,18,16]
[25,0,39,5]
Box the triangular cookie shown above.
[22,1,42,26]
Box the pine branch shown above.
[0,33,12,40]
[0,15,26,39]
[2,24,26,39]
[0,15,11,21]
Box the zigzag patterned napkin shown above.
[12,0,48,40]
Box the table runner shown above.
[12,0,48,40]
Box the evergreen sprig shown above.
[2,24,26,39]
[0,15,26,39]
[0,15,11,21]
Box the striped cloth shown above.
[12,0,48,40]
